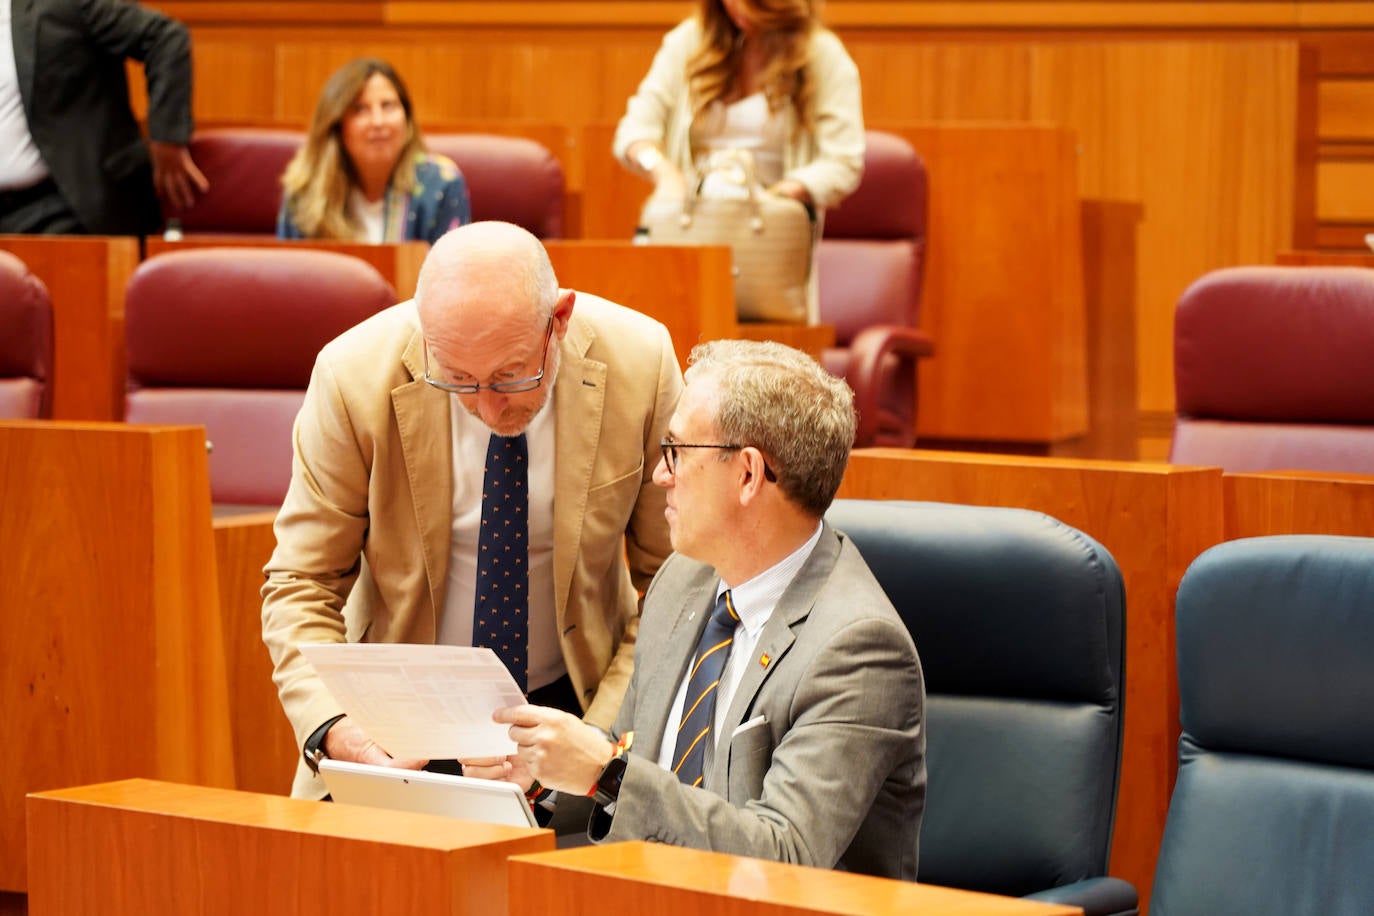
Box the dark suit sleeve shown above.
[76,0,193,143]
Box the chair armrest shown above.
[1023,876,1139,916]
[846,324,934,448]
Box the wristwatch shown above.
[592,753,629,808]
[303,714,345,775]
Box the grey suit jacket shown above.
[596,524,926,879]
[9,0,192,234]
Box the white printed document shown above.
[298,643,526,760]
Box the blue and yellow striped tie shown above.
[672,591,740,787]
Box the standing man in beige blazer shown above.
[262,221,683,798]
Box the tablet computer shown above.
[317,759,537,828]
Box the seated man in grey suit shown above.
[462,339,926,878]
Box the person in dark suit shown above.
[1,0,206,235]
[463,339,927,879]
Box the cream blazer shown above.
[262,294,682,797]
[612,18,865,210]
[612,18,865,321]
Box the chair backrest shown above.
[124,248,396,505]
[1171,265,1374,472]
[0,250,53,419]
[1151,535,1374,915]
[824,499,1125,897]
[817,130,928,345]
[177,128,305,235]
[424,133,565,238]
[178,129,565,240]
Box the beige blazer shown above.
[262,294,682,798]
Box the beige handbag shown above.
[639,149,814,324]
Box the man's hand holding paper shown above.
[298,643,528,761]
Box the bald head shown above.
[417,221,558,337]
[415,221,573,436]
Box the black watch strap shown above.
[592,753,629,808]
[303,714,346,775]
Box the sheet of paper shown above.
[298,643,526,760]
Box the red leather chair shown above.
[0,250,53,419]
[425,133,565,238]
[124,248,396,505]
[1171,265,1374,472]
[174,128,304,236]
[817,130,933,448]
[175,129,565,240]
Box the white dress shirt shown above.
[437,388,562,692]
[0,6,50,191]
[656,522,825,773]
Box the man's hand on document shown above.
[461,704,614,796]
[323,715,427,770]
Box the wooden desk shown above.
[0,422,234,893]
[1224,469,1374,539]
[837,449,1224,909]
[145,237,430,299]
[544,240,834,368]
[0,236,139,421]
[27,779,552,916]
[510,842,1081,916]
[211,510,296,796]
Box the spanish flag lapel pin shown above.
[759,652,771,668]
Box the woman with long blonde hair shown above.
[278,58,470,243]
[613,0,863,320]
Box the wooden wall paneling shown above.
[577,122,643,240]
[1320,79,1374,140]
[1073,199,1142,461]
[1317,160,1374,222]
[212,511,295,796]
[836,448,1225,909]
[1275,250,1374,266]
[0,237,138,422]
[1315,223,1374,249]
[886,123,1088,446]
[509,842,1081,916]
[1028,41,1299,416]
[264,29,663,127]
[146,1,1374,33]
[1295,45,1321,250]
[1224,470,1374,539]
[1301,39,1374,252]
[849,42,1035,122]
[27,779,554,916]
[0,422,234,893]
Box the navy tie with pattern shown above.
[473,432,529,692]
[672,590,740,787]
